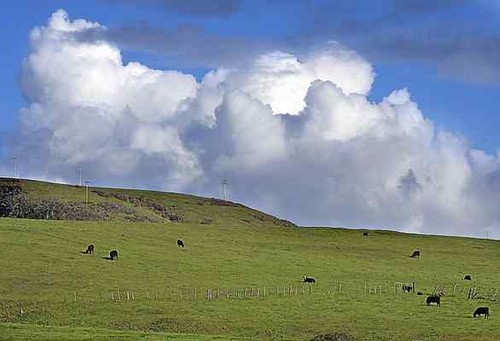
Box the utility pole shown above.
[84,180,90,204]
[78,168,82,187]
[221,177,229,200]
[10,158,18,178]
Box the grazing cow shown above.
[303,276,316,283]
[85,244,94,254]
[402,284,413,293]
[426,295,440,306]
[363,232,368,237]
[464,275,472,280]
[177,239,185,248]
[473,307,490,318]
[410,250,421,258]
[109,250,119,260]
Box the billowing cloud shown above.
[17,10,204,189]
[5,10,500,238]
[226,46,374,115]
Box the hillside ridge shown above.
[0,177,296,227]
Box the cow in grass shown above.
[402,283,414,293]
[85,244,94,254]
[410,250,421,258]
[473,307,489,318]
[303,276,316,283]
[464,275,472,280]
[363,232,368,237]
[109,250,119,260]
[426,295,440,306]
[177,239,185,248]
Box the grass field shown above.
[1,179,500,340]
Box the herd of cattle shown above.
[81,232,490,318]
[83,244,118,260]
[83,239,185,260]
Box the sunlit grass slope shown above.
[1,179,500,340]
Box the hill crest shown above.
[0,177,296,228]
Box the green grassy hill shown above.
[1,178,499,340]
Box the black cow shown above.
[473,307,489,318]
[177,239,185,248]
[464,275,472,280]
[303,276,316,283]
[402,284,413,293]
[109,250,119,260]
[85,244,94,254]
[417,292,424,295]
[363,232,368,237]
[426,295,440,306]
[410,250,421,258]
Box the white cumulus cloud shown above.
[5,10,500,238]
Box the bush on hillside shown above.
[92,189,183,222]
[0,183,115,220]
[0,183,23,216]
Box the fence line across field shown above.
[61,282,500,303]
[4,282,499,318]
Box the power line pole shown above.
[221,177,229,200]
[10,158,18,178]
[78,168,82,187]
[84,180,90,204]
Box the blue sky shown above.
[2,0,500,153]
[2,0,500,236]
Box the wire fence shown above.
[59,282,500,303]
